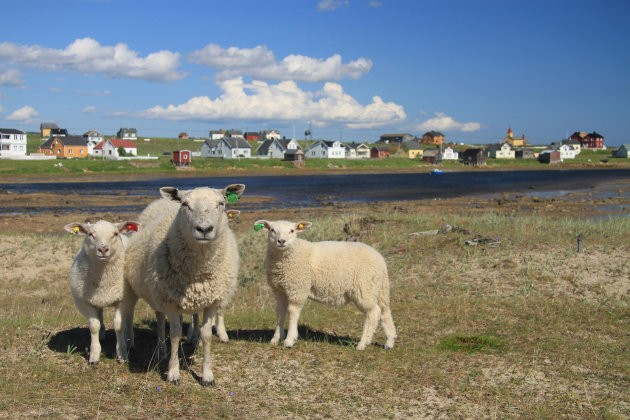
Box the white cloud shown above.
[82,105,97,113]
[318,0,349,11]
[367,1,383,7]
[0,38,186,82]
[6,105,39,122]
[189,44,372,82]
[414,112,481,132]
[0,68,24,87]
[134,77,406,129]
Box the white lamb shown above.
[64,220,140,364]
[123,185,244,386]
[254,219,397,350]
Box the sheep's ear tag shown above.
[226,192,239,204]
[126,223,138,232]
[227,210,238,219]
[254,223,265,231]
[73,226,80,235]
[298,223,304,229]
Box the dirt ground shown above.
[1,176,628,235]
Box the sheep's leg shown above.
[113,304,128,363]
[74,300,101,364]
[379,305,397,349]
[356,305,381,351]
[271,291,288,345]
[156,311,167,360]
[98,308,106,341]
[283,301,304,348]
[200,308,216,386]
[165,312,182,385]
[214,311,229,343]
[185,313,201,347]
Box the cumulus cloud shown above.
[0,68,24,87]
[134,77,406,129]
[318,0,349,11]
[415,112,481,132]
[82,105,97,113]
[0,38,186,82]
[6,105,38,122]
[189,44,372,82]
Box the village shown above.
[1,124,629,166]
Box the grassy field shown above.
[0,206,628,418]
[4,133,627,179]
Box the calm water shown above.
[1,169,629,213]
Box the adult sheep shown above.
[254,219,397,350]
[124,185,244,386]
[64,220,140,365]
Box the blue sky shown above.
[1,0,628,146]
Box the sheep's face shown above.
[255,220,312,250]
[64,220,140,260]
[160,184,245,244]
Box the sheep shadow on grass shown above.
[47,321,201,379]
[227,325,357,349]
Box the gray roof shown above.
[40,135,86,148]
[40,122,58,129]
[203,139,220,148]
[0,128,25,134]
[223,137,251,149]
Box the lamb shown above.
[254,219,397,350]
[123,185,244,386]
[64,220,140,364]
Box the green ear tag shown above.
[254,223,264,231]
[226,192,239,204]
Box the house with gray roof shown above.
[612,144,630,158]
[117,127,137,140]
[305,140,346,158]
[0,128,27,157]
[200,137,251,158]
[256,138,301,158]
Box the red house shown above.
[370,145,390,159]
[244,132,260,142]
[570,131,605,149]
[172,149,191,166]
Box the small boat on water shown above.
[430,169,444,175]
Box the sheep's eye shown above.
[290,229,295,234]
[181,202,190,210]
[114,232,119,237]
[218,201,225,207]
[88,233,94,239]
[270,229,275,233]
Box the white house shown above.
[84,130,104,156]
[557,144,576,160]
[256,139,301,158]
[487,143,515,159]
[200,137,251,158]
[93,138,137,159]
[442,146,459,160]
[305,140,346,159]
[117,128,137,140]
[261,129,281,140]
[612,144,630,158]
[345,142,371,159]
[0,128,27,157]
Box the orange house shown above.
[37,135,88,158]
[421,131,445,145]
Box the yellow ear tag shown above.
[298,223,304,229]
[73,226,80,234]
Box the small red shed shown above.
[173,149,191,166]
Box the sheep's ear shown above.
[64,222,88,235]
[254,220,271,231]
[117,221,140,233]
[295,221,312,232]
[227,210,240,222]
[160,187,182,202]
[224,184,245,199]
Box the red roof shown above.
[94,138,137,149]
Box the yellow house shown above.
[37,136,88,158]
[40,122,58,138]
[503,127,526,147]
[390,143,424,158]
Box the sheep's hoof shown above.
[88,360,99,365]
[172,379,180,386]
[201,379,216,387]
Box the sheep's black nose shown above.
[196,225,214,235]
[277,239,286,246]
